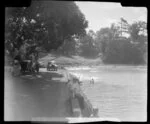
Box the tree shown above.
[95,27,115,55]
[110,23,120,39]
[79,31,98,58]
[56,36,78,56]
[129,21,147,43]
[128,21,147,63]
[34,1,88,51]
[5,7,48,57]
[5,1,88,58]
[95,20,147,64]
[88,30,96,39]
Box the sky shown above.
[75,2,147,33]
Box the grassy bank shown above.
[5,52,146,67]
[38,53,103,68]
[38,52,147,68]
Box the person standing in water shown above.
[90,77,94,84]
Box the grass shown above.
[38,53,103,67]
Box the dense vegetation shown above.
[57,18,147,65]
[5,1,147,65]
[5,1,88,58]
[94,19,147,64]
[76,19,147,64]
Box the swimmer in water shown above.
[90,77,94,84]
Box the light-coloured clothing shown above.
[12,64,21,76]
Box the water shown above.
[66,65,147,121]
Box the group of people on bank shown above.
[12,42,40,76]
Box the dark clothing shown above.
[75,94,85,110]
[20,61,28,72]
[14,55,21,62]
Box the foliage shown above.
[129,21,147,43]
[103,39,145,64]
[95,20,147,64]
[5,1,88,58]
[78,31,99,58]
[56,36,78,56]
[5,3,147,65]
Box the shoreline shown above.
[62,69,99,117]
[4,66,98,119]
[4,62,146,121]
[64,64,147,71]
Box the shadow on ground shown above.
[20,71,63,82]
[5,70,73,121]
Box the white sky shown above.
[75,2,147,33]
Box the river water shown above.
[66,65,147,122]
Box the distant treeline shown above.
[57,18,147,65]
[5,1,147,65]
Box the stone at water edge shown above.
[90,107,99,117]
[72,108,82,117]
[66,117,121,122]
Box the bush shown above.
[103,39,146,64]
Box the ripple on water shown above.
[68,66,147,121]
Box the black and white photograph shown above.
[4,0,147,122]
